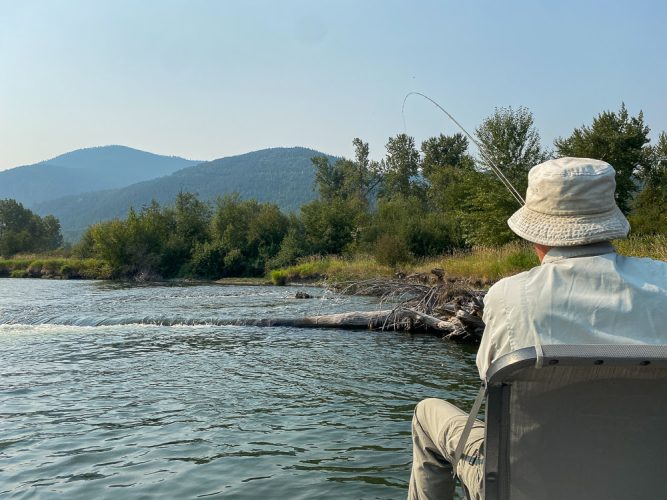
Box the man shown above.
[408,157,667,499]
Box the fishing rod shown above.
[402,92,525,206]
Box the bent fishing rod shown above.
[402,92,525,206]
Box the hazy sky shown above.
[1,0,666,170]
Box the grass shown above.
[270,235,667,287]
[270,255,395,285]
[412,242,539,285]
[615,234,667,260]
[0,256,112,280]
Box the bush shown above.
[10,269,28,278]
[60,263,78,279]
[78,259,113,279]
[188,241,225,279]
[373,234,413,267]
[271,270,288,286]
[26,261,43,278]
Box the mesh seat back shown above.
[507,366,667,499]
[485,345,667,500]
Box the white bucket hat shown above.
[507,157,630,246]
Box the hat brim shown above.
[507,205,630,246]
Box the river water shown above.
[0,279,480,499]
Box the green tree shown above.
[555,103,651,214]
[300,197,367,255]
[420,133,476,226]
[312,156,345,202]
[312,138,380,204]
[630,132,667,235]
[421,133,474,181]
[0,199,63,256]
[364,195,462,262]
[267,214,310,269]
[161,192,212,276]
[380,134,422,199]
[208,194,290,276]
[464,106,549,246]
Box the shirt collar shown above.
[542,241,616,264]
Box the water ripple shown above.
[0,279,479,498]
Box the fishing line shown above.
[402,92,525,206]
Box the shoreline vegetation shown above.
[2,236,665,287]
[2,105,666,290]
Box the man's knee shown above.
[415,398,467,425]
[414,398,441,418]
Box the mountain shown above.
[34,147,334,241]
[0,146,201,206]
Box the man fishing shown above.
[408,156,667,499]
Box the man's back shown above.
[477,242,667,379]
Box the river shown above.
[0,279,480,499]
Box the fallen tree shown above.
[244,276,487,343]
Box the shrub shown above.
[26,261,43,278]
[271,270,288,286]
[373,234,413,267]
[60,263,79,279]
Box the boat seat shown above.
[473,344,667,500]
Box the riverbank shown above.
[3,235,665,284]
[271,235,667,286]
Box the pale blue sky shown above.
[1,0,666,170]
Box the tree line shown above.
[2,103,666,278]
[0,199,63,257]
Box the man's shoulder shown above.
[484,265,542,305]
[620,254,667,269]
[617,254,667,284]
[487,265,542,293]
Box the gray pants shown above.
[408,398,485,500]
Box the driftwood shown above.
[253,276,487,343]
[251,307,458,331]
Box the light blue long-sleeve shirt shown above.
[476,242,667,379]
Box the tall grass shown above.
[414,242,539,285]
[615,235,667,260]
[271,255,394,284]
[270,235,667,286]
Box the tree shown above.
[161,192,212,276]
[555,103,651,214]
[420,133,476,217]
[464,107,550,246]
[208,194,290,276]
[630,132,667,235]
[300,197,367,255]
[0,199,63,256]
[312,138,380,204]
[421,133,474,181]
[312,156,345,202]
[380,134,422,199]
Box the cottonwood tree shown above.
[379,134,423,200]
[464,106,550,246]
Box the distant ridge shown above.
[34,147,336,241]
[0,145,201,206]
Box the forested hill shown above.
[0,146,201,207]
[34,147,335,241]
